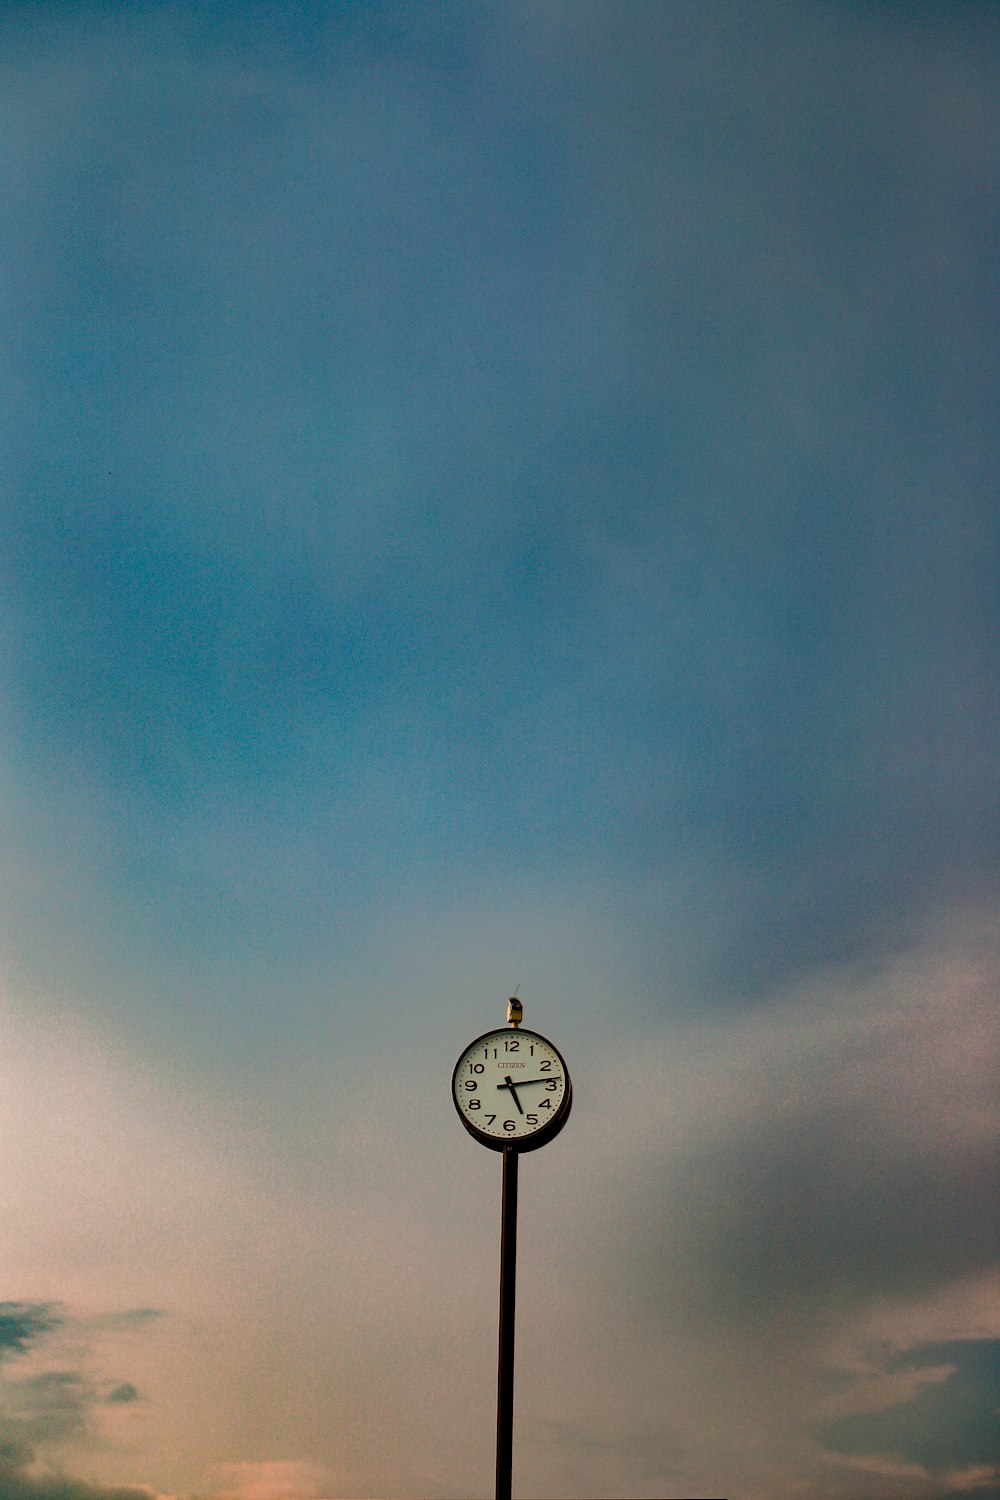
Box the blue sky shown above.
[1,3,998,1498]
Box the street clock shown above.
[451,998,573,1500]
[452,1024,572,1151]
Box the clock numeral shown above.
[469,1062,484,1074]
[486,1114,497,1126]
[464,1080,477,1092]
[539,1099,552,1109]
[503,1119,516,1132]
[545,1080,557,1091]
[504,1038,519,1052]
[468,1098,481,1110]
[526,1113,538,1126]
[539,1059,552,1071]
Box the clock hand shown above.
[506,1076,561,1088]
[498,1075,524,1114]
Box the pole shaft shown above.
[496,1145,518,1500]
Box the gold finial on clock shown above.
[506,996,523,1029]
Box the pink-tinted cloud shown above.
[208,1461,336,1500]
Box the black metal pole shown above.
[496,1144,518,1500]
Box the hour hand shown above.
[498,1075,524,1114]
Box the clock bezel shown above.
[452,1025,573,1153]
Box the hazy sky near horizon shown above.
[1,3,998,1498]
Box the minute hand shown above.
[499,1074,524,1114]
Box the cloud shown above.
[822,1339,1000,1478]
[619,925,1000,1330]
[4,1371,93,1447]
[0,1311,59,1364]
[817,1450,999,1500]
[208,1461,336,1500]
[519,917,1000,1498]
[104,1387,139,1408]
[0,1468,154,1500]
[0,1305,155,1500]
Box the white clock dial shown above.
[452,1027,572,1152]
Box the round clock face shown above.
[452,1027,572,1152]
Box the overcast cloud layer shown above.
[1,3,998,1498]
